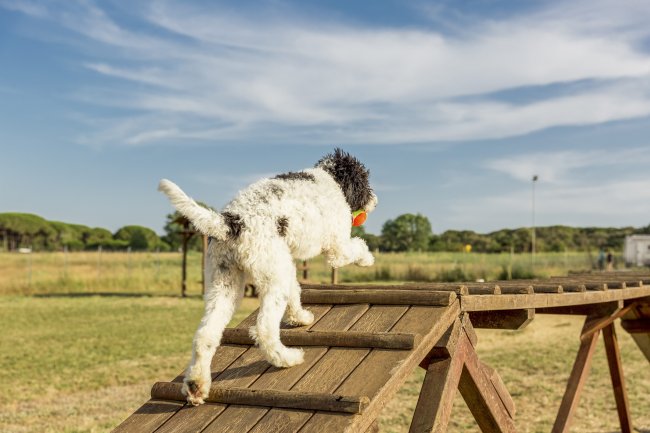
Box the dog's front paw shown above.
[356,252,375,267]
[182,374,211,406]
[285,309,314,327]
[267,346,304,368]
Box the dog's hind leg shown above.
[182,260,244,406]
[250,245,305,368]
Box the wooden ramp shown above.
[114,273,650,433]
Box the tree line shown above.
[1,211,647,253]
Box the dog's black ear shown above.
[316,148,373,211]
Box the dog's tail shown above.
[158,179,229,240]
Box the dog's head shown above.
[315,148,377,213]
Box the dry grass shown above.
[377,315,650,433]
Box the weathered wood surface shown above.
[468,309,535,330]
[150,382,370,414]
[481,361,516,419]
[409,322,465,433]
[622,300,650,362]
[299,303,460,433]
[551,317,601,433]
[116,274,650,433]
[220,328,419,349]
[301,288,456,306]
[602,324,633,433]
[621,318,650,333]
[461,285,650,311]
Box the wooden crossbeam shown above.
[410,319,517,433]
[468,309,534,330]
[620,318,650,333]
[301,288,456,306]
[150,382,370,414]
[220,328,419,349]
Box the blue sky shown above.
[2,0,650,235]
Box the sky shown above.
[1,0,650,236]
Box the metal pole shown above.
[532,175,538,267]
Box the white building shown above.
[623,235,650,267]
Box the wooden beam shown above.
[301,288,456,306]
[458,331,518,433]
[409,340,466,433]
[460,286,650,311]
[551,318,601,433]
[150,382,370,414]
[602,324,633,433]
[581,302,638,340]
[536,300,623,316]
[620,318,650,334]
[481,362,516,419]
[468,309,535,330]
[220,328,419,350]
[421,319,463,365]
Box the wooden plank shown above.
[622,302,650,362]
[468,309,535,330]
[460,285,650,311]
[409,321,466,433]
[201,304,369,433]
[150,382,369,414]
[303,282,468,295]
[536,301,623,316]
[458,332,517,433]
[364,420,379,433]
[421,319,462,365]
[111,400,184,433]
[602,324,633,433]
[301,288,456,306]
[461,313,478,348]
[620,318,650,333]
[301,303,460,433]
[220,328,419,349]
[551,318,601,433]
[242,305,410,433]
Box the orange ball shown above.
[352,210,367,227]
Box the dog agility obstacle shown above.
[113,272,650,432]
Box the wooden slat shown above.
[498,285,534,295]
[220,328,419,349]
[602,324,633,433]
[466,285,501,295]
[238,305,410,433]
[112,400,183,433]
[421,319,462,364]
[151,382,369,414]
[201,303,369,433]
[300,303,460,433]
[460,286,650,311]
[468,309,535,330]
[301,288,456,306]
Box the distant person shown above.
[606,250,614,271]
[597,249,605,270]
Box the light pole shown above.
[531,175,538,266]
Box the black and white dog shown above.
[158,149,377,405]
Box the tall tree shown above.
[381,213,432,252]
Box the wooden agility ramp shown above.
[113,272,650,433]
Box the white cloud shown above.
[4,0,650,146]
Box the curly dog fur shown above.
[158,149,377,405]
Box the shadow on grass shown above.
[32,292,203,299]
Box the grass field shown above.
[0,251,647,433]
[0,250,598,296]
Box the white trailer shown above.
[623,235,650,267]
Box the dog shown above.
[158,149,378,406]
